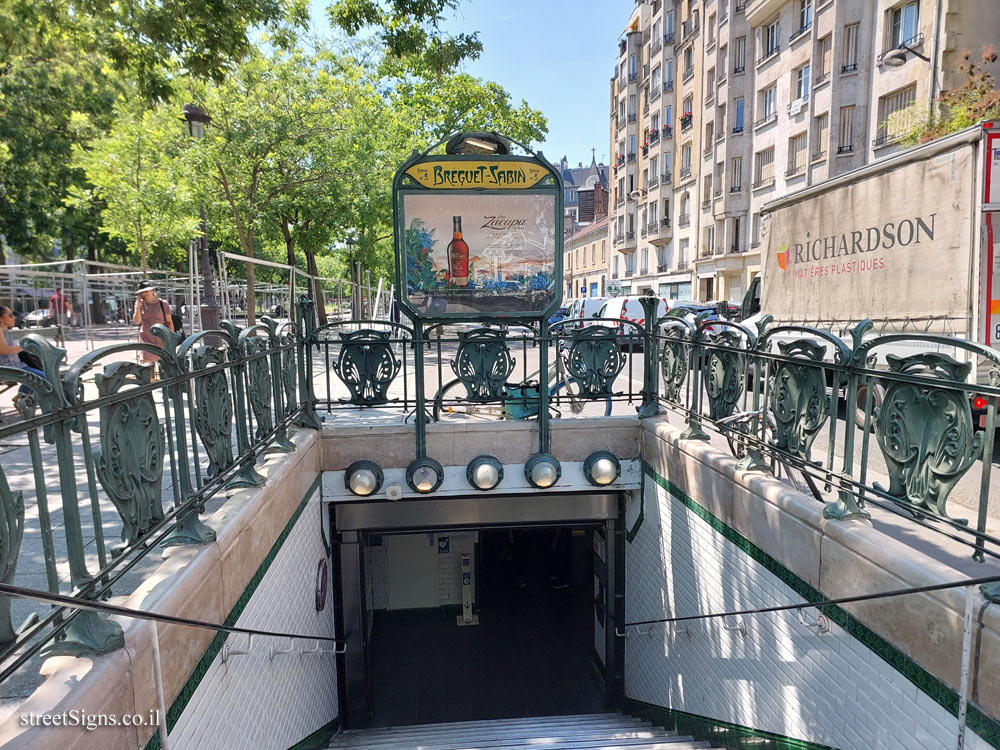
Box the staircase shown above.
[327,712,718,749]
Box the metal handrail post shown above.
[637,297,661,418]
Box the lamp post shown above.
[346,234,359,319]
[181,103,220,333]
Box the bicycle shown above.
[432,353,614,422]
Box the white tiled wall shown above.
[167,489,339,749]
[366,532,476,610]
[625,478,992,750]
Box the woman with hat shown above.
[132,282,174,363]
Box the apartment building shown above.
[564,217,610,300]
[610,0,1000,304]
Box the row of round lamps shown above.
[344,451,621,497]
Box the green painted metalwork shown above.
[659,322,690,403]
[295,297,322,429]
[93,362,166,552]
[769,340,829,462]
[701,329,745,421]
[260,317,295,454]
[333,329,401,406]
[450,328,515,401]
[563,326,626,399]
[221,320,266,489]
[637,296,660,418]
[0,467,24,646]
[245,333,275,439]
[190,344,235,479]
[874,352,983,519]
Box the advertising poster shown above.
[400,192,557,316]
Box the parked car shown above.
[562,297,609,331]
[547,306,569,327]
[23,309,53,327]
[596,296,669,350]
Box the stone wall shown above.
[627,417,1000,749]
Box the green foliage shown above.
[328,0,482,75]
[908,46,1000,144]
[68,99,200,272]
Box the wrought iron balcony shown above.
[732,124,744,134]
[757,45,780,65]
[752,175,776,189]
[642,63,650,81]
[733,64,746,74]
[648,221,659,234]
[785,165,805,177]
[680,113,693,130]
[877,33,925,65]
[841,62,858,73]
[664,81,674,93]
[872,132,903,149]
[678,213,690,227]
[683,67,694,83]
[815,72,829,86]
[679,165,692,179]
[789,24,811,44]
[649,129,660,143]
[627,152,637,162]
[664,32,675,44]
[735,2,746,12]
[676,259,690,269]
[651,37,662,54]
[729,183,744,193]
[837,143,855,154]
[729,243,746,254]
[657,263,669,272]
[614,232,625,244]
[628,113,637,123]
[661,217,671,228]
[651,86,662,102]
[662,125,673,138]
[641,224,648,238]
[648,175,660,188]
[642,145,649,157]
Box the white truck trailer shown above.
[739,120,1000,422]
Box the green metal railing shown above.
[0,300,313,674]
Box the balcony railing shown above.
[789,24,811,44]
[729,243,746,253]
[642,63,650,81]
[626,230,636,241]
[732,124,744,134]
[651,87,662,102]
[754,111,777,129]
[627,152,637,162]
[649,175,660,188]
[628,113,637,123]
[872,132,903,149]
[662,125,673,138]
[678,213,691,227]
[648,221,659,234]
[733,64,746,74]
[701,198,711,209]
[752,175,776,189]
[729,183,744,193]
[837,143,855,154]
[664,32,675,44]
[757,46,780,65]
[676,259,690,269]
[841,62,858,73]
[785,165,805,177]
[651,37,662,54]
[683,68,694,83]
[641,224,649,238]
[734,2,746,12]
[681,19,699,41]
[628,72,637,82]
[642,145,649,157]
[657,263,670,272]
[664,81,674,93]
[679,165,692,179]
[815,71,829,86]
[640,266,649,275]
[614,232,625,244]
[704,143,714,156]
[811,149,827,161]
[661,217,671,228]
[649,129,660,143]
[680,113,693,130]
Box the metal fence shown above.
[0,302,313,679]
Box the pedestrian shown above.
[132,282,174,365]
[0,306,46,400]
[48,287,67,327]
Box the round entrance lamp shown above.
[525,453,562,489]
[445,131,511,155]
[345,460,383,497]
[467,455,504,491]
[584,451,621,487]
[406,457,445,494]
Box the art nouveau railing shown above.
[0,303,312,675]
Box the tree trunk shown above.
[304,246,328,325]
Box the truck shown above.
[739,120,1000,425]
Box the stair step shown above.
[340,713,640,735]
[331,730,678,749]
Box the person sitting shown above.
[0,305,46,400]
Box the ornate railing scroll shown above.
[313,320,412,409]
[450,328,515,401]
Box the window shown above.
[653,20,660,40]
[813,112,829,156]
[681,143,692,169]
[798,0,812,31]
[794,64,811,100]
[752,213,761,246]
[619,100,626,119]
[731,156,743,189]
[680,192,690,214]
[651,155,659,178]
[716,104,726,135]
[707,67,715,92]
[641,248,648,272]
[838,105,855,151]
[665,104,673,124]
[705,225,715,254]
[817,35,832,81]
[708,13,716,43]
[652,113,660,131]
[652,65,661,90]
[591,244,596,264]
[719,45,728,79]
[733,97,745,131]
[684,46,694,74]
[842,23,859,71]
[650,201,658,223]
[679,238,689,263]
[755,147,775,185]
[705,121,714,146]
[788,132,807,173]
[890,2,919,47]
[715,161,724,193]
[629,94,636,115]
[760,85,776,118]
[703,175,713,203]
[876,84,917,145]
[602,240,606,261]
[665,60,675,87]
[613,256,619,277]
[734,36,746,72]
[666,10,675,35]
[762,19,779,59]
[630,54,638,77]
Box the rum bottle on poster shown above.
[447,216,469,286]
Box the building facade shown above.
[608,0,1000,304]
[564,216,610,300]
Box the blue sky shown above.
[309,0,633,167]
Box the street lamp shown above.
[879,44,930,68]
[182,103,220,333]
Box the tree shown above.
[328,0,482,75]
[909,46,1000,143]
[68,100,200,274]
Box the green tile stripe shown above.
[287,718,339,750]
[145,474,324,750]
[625,698,838,750]
[641,461,1000,749]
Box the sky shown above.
[309,0,634,168]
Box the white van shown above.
[596,296,670,349]
[563,297,609,330]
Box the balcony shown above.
[651,86,662,102]
[642,64,650,81]
[680,113,693,130]
[811,149,827,162]
[649,129,660,143]
[785,165,805,177]
[872,132,904,149]
[757,46,780,66]
[729,183,744,193]
[653,0,661,13]
[733,64,746,74]
[629,72,637,82]
[735,2,746,12]
[677,259,690,270]
[683,67,694,83]
[651,37,662,54]
[617,117,626,132]
[642,144,649,157]
[678,213,691,227]
[657,263,670,273]
[703,143,713,157]
[841,62,858,74]
[679,165,692,179]
[664,81,674,93]
[649,174,660,188]
[705,90,715,105]
[662,125,673,138]
[627,152,637,162]
[640,266,649,275]
[613,232,625,245]
[752,175,776,189]
[729,243,747,254]
[626,230,636,241]
[837,143,855,154]
[616,154,626,167]
[701,198,711,209]
[616,196,625,207]
[641,224,648,238]
[647,221,659,235]
[664,32,674,44]
[789,24,811,44]
[877,33,925,65]
[628,113,637,124]
[681,19,699,42]
[732,124,744,134]
[754,111,777,129]
[661,217,671,229]
[815,72,829,86]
